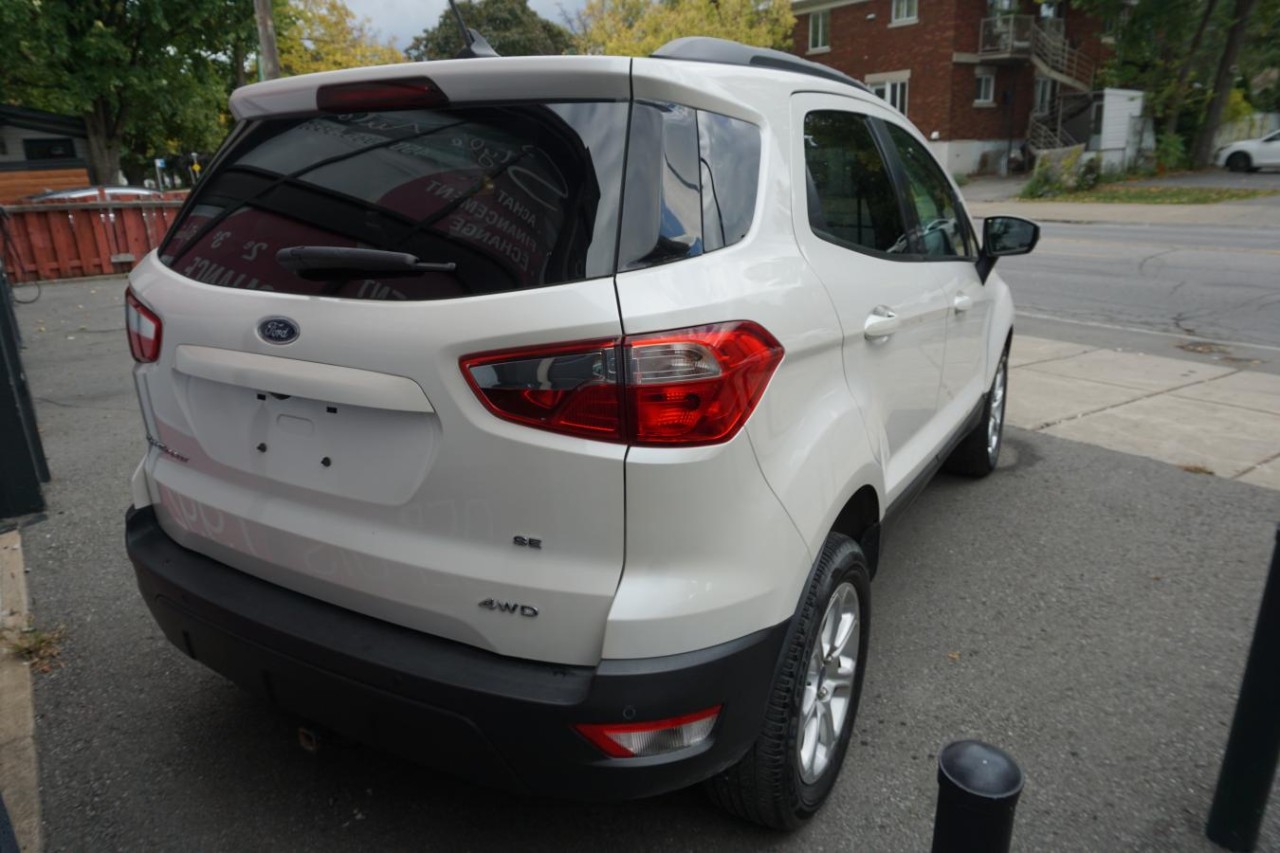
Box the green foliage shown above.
[0,0,254,183]
[1077,155,1102,191]
[1019,150,1104,198]
[1020,162,1062,199]
[1156,131,1187,170]
[574,0,794,57]
[405,0,570,59]
[277,0,404,74]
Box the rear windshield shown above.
[161,102,628,301]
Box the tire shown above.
[1227,152,1251,173]
[944,345,1009,477]
[706,533,871,830]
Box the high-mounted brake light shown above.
[125,288,162,363]
[460,322,783,447]
[576,705,722,758]
[316,78,447,112]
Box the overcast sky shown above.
[345,0,582,51]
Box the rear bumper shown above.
[125,505,787,800]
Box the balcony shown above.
[979,15,1036,57]
[979,15,1092,91]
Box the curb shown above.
[0,530,42,853]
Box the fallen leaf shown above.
[1179,464,1214,476]
[946,651,961,662]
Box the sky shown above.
[344,0,582,51]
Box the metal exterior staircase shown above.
[978,15,1095,153]
[978,16,1094,93]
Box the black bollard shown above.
[1205,524,1280,852]
[931,739,1024,853]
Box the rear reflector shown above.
[460,321,782,447]
[316,78,447,112]
[575,705,721,758]
[125,288,162,363]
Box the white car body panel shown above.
[1217,130,1280,168]
[131,52,1018,668]
[131,253,627,666]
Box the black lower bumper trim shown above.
[126,506,788,800]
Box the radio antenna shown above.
[446,0,499,58]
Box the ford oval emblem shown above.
[258,317,300,345]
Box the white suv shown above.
[124,37,1037,829]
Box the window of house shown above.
[884,124,977,258]
[975,71,995,105]
[891,0,918,24]
[809,10,830,52]
[1033,77,1056,115]
[802,111,910,256]
[871,80,909,114]
[23,138,76,161]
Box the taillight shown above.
[575,705,721,758]
[462,339,623,441]
[460,322,782,447]
[125,288,162,363]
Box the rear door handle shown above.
[864,306,901,340]
[953,293,973,313]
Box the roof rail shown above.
[651,37,870,93]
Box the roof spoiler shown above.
[652,37,870,93]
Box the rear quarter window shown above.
[161,102,629,301]
[618,104,761,270]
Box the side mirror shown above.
[977,215,1040,282]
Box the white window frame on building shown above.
[867,71,910,115]
[890,0,918,25]
[975,68,995,106]
[1034,76,1057,116]
[809,9,830,53]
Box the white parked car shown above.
[124,37,1037,829]
[1216,129,1280,172]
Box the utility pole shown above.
[254,0,281,81]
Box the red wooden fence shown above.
[1,200,184,283]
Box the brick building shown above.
[791,0,1111,175]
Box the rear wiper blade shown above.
[276,246,457,280]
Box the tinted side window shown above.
[803,111,910,255]
[160,102,628,301]
[619,104,761,270]
[699,111,760,252]
[619,103,703,270]
[884,123,977,258]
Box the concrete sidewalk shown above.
[970,197,1280,227]
[1008,336,1280,490]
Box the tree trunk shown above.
[83,107,123,186]
[1163,0,1219,139]
[254,0,281,80]
[1192,0,1258,167]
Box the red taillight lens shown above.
[575,705,722,758]
[462,340,624,441]
[460,322,782,447]
[125,288,162,363]
[316,78,447,112]
[626,322,783,445]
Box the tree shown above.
[405,0,570,60]
[573,0,794,58]
[1192,0,1259,166]
[276,0,404,76]
[0,0,249,185]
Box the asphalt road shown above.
[10,273,1280,851]
[998,221,1280,375]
